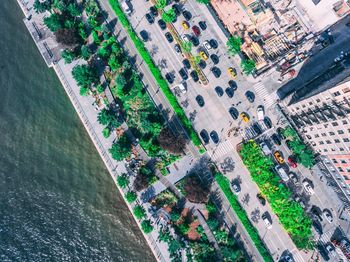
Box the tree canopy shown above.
[226,35,242,55]
[241,59,256,75]
[161,8,176,23]
[72,64,99,88]
[157,128,186,155]
[109,134,131,161]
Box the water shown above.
[0,1,154,261]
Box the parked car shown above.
[285,139,292,150]
[323,209,333,223]
[271,133,282,146]
[203,40,212,51]
[294,195,306,208]
[157,19,166,30]
[182,59,191,69]
[211,67,221,78]
[190,36,199,46]
[198,21,207,30]
[275,165,289,181]
[210,130,219,144]
[228,80,237,90]
[174,44,181,53]
[177,83,186,94]
[276,127,286,139]
[190,70,199,82]
[209,39,218,49]
[288,156,297,168]
[140,30,149,42]
[210,54,219,64]
[182,10,192,21]
[262,212,272,229]
[245,91,255,103]
[199,129,209,144]
[252,123,262,135]
[196,95,205,107]
[192,25,201,37]
[225,87,234,98]
[263,117,272,129]
[198,60,206,69]
[289,172,299,183]
[240,112,250,122]
[172,4,181,16]
[165,32,173,43]
[325,243,336,257]
[313,220,323,235]
[273,151,285,164]
[257,193,266,205]
[199,51,208,60]
[179,68,188,80]
[165,72,174,84]
[303,181,315,195]
[229,107,239,120]
[145,13,154,24]
[181,20,190,30]
[257,105,264,121]
[182,34,190,42]
[260,142,271,155]
[149,6,158,16]
[215,86,224,97]
[227,67,237,78]
[231,181,241,195]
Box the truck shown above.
[121,0,131,15]
[260,142,271,155]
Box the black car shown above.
[182,59,191,69]
[140,30,149,42]
[182,10,192,21]
[210,54,219,65]
[215,86,224,97]
[174,44,181,53]
[210,131,219,144]
[196,95,205,107]
[172,4,181,16]
[229,107,239,119]
[145,13,154,24]
[313,220,323,235]
[190,36,200,46]
[165,32,173,43]
[225,87,234,98]
[157,19,166,30]
[198,21,207,30]
[211,67,221,78]
[179,68,188,80]
[245,91,255,103]
[198,60,206,69]
[271,133,281,146]
[190,71,199,82]
[263,117,272,129]
[252,123,262,135]
[149,6,158,17]
[286,139,292,150]
[209,39,218,49]
[200,129,209,144]
[165,72,174,84]
[257,193,266,206]
[228,80,237,90]
[276,127,286,139]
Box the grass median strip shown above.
[214,172,273,262]
[108,0,202,147]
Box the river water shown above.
[0,1,154,261]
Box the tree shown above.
[102,127,110,138]
[155,0,167,9]
[299,150,314,168]
[55,28,81,46]
[181,41,192,53]
[72,64,99,88]
[133,205,146,219]
[43,13,63,32]
[117,174,129,188]
[157,128,186,154]
[81,45,92,60]
[98,109,113,125]
[241,59,256,75]
[283,126,298,139]
[125,191,137,203]
[61,49,75,64]
[108,54,122,72]
[141,220,153,234]
[196,0,210,3]
[115,74,127,89]
[109,134,131,161]
[184,176,210,203]
[79,87,90,96]
[161,8,176,23]
[133,166,156,191]
[226,35,242,55]
[33,0,52,13]
[67,3,82,17]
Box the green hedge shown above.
[215,172,273,262]
[109,0,201,147]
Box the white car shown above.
[230,181,241,195]
[182,34,190,42]
[203,41,212,51]
[323,210,333,223]
[257,105,264,121]
[325,243,336,257]
[303,181,315,195]
[262,213,272,229]
[176,83,186,94]
[274,165,289,182]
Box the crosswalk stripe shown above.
[209,140,233,161]
[253,82,278,108]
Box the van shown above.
[274,165,289,181]
[260,142,271,155]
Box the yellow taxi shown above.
[240,112,250,122]
[199,51,208,60]
[228,67,237,78]
[273,151,285,164]
[181,21,190,30]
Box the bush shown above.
[141,220,153,234]
[102,127,110,138]
[125,191,137,203]
[133,205,146,219]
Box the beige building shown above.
[287,78,350,189]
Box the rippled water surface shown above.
[0,1,154,261]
